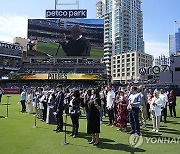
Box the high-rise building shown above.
[169,28,180,56]
[154,55,170,66]
[96,0,144,77]
[175,28,180,52]
[169,35,176,56]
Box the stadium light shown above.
[55,0,79,10]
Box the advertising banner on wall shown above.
[19,73,105,80]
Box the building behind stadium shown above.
[96,0,154,83]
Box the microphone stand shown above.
[33,98,38,128]
[55,43,61,56]
[5,95,11,118]
[61,113,69,145]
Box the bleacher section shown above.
[18,57,106,75]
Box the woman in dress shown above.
[27,90,33,114]
[112,91,128,132]
[87,89,101,145]
[150,90,163,132]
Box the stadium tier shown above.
[15,57,107,82]
[0,41,22,78]
[18,57,106,74]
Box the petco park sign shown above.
[46,10,87,18]
[139,65,170,75]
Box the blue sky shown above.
[0,0,180,57]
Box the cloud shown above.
[0,14,170,59]
[0,14,28,43]
[144,40,169,58]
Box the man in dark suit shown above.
[53,84,64,132]
[60,25,91,56]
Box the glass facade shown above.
[169,35,176,56]
[103,0,144,55]
[175,28,180,52]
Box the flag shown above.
[175,21,180,24]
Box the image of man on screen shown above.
[60,25,91,56]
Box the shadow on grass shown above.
[141,130,162,138]
[166,120,180,125]
[157,127,180,135]
[145,123,167,128]
[0,115,5,118]
[141,126,180,137]
[70,131,146,153]
[79,116,87,120]
[96,143,146,153]
[71,142,146,153]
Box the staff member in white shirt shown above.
[159,89,168,123]
[106,85,115,126]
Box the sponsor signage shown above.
[0,42,22,51]
[3,88,20,94]
[19,73,104,80]
[45,10,87,18]
[139,65,170,75]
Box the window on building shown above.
[127,58,130,62]
[122,64,125,67]
[122,73,125,76]
[127,63,130,67]
[127,54,130,57]
[127,72,130,76]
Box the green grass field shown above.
[37,42,104,57]
[0,95,180,154]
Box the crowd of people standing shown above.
[19,84,177,145]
